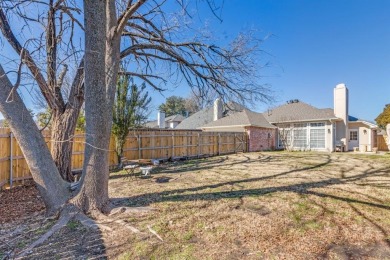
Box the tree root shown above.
[109,206,155,216]
[16,205,79,258]
[16,205,157,258]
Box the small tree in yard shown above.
[112,74,151,168]
[375,104,390,129]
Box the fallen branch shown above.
[147,225,163,241]
[115,220,141,233]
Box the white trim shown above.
[349,120,377,129]
[268,117,340,124]
[201,124,276,129]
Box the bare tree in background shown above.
[185,88,218,115]
[0,1,85,181]
[0,0,273,253]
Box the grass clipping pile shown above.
[1,152,390,259]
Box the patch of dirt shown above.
[0,182,45,224]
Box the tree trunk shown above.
[72,0,115,214]
[115,135,125,169]
[50,58,84,182]
[0,65,70,215]
[51,108,80,182]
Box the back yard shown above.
[2,151,390,259]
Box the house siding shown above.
[348,122,374,152]
[246,127,276,152]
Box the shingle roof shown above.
[176,102,245,129]
[144,114,185,128]
[166,114,185,122]
[262,101,338,123]
[202,109,276,129]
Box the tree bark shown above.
[50,107,80,182]
[50,58,84,182]
[72,0,114,214]
[0,65,70,215]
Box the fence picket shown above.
[0,128,246,188]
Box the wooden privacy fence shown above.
[0,128,247,189]
[377,135,389,151]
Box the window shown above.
[278,128,291,147]
[309,122,325,149]
[293,128,307,148]
[350,131,358,141]
[293,123,307,148]
[310,129,325,148]
[310,122,325,127]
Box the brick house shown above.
[200,109,277,152]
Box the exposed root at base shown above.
[16,205,79,258]
[15,205,156,258]
[109,206,155,216]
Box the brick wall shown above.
[246,126,276,152]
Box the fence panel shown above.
[0,128,247,188]
[377,135,389,151]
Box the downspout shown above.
[329,119,335,152]
[10,131,13,188]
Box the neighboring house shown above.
[201,109,277,152]
[263,84,377,152]
[176,99,245,129]
[145,114,185,129]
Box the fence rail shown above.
[0,128,247,189]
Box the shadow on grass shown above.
[109,152,390,257]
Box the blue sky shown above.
[1,0,389,122]
[154,0,390,122]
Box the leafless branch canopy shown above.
[1,0,272,110]
[0,0,84,111]
[118,0,273,106]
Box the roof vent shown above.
[287,99,299,104]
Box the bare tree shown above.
[0,1,85,181]
[0,0,273,253]
[0,0,271,182]
[277,124,293,152]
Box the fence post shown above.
[218,133,221,155]
[138,133,141,159]
[10,131,13,188]
[197,133,201,157]
[171,132,175,158]
[234,133,236,153]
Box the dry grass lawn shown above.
[106,151,390,259]
[2,151,390,259]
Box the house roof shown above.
[176,102,245,129]
[348,116,377,128]
[144,114,185,128]
[262,101,338,123]
[201,109,276,129]
[166,114,185,122]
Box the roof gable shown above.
[202,109,276,129]
[263,101,337,123]
[176,101,245,129]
